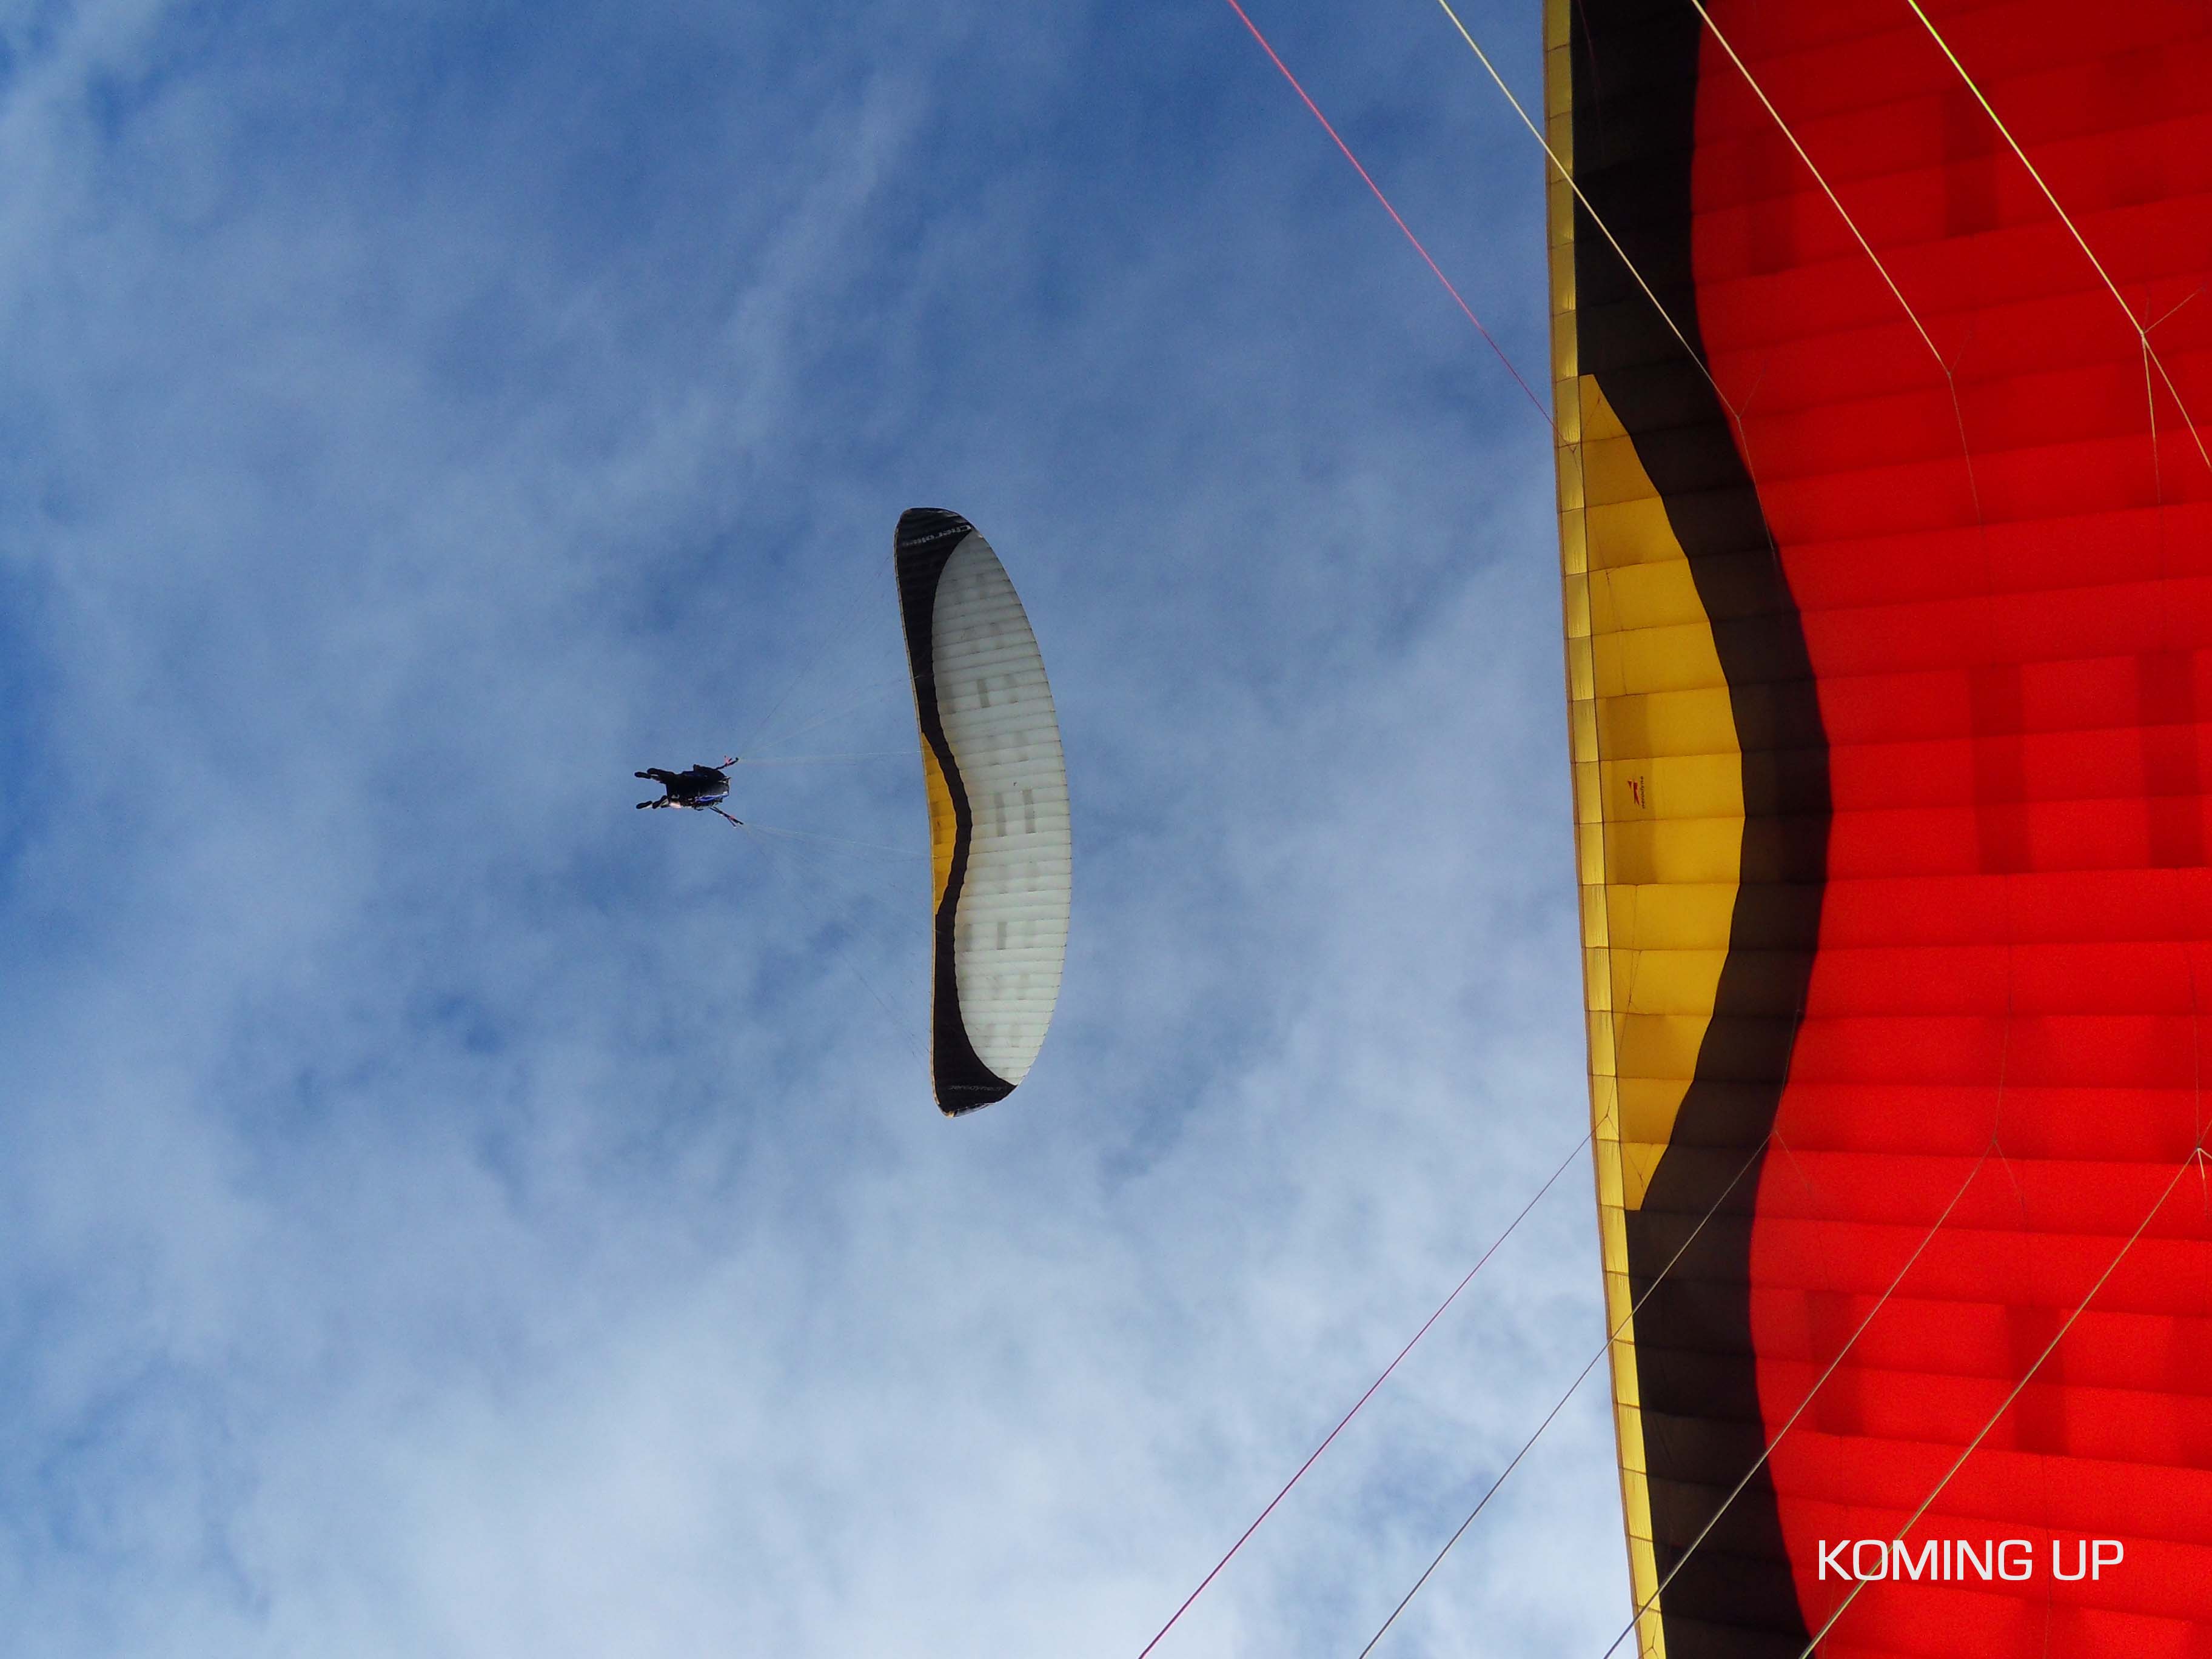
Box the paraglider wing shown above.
[894,508,1072,1114]
[1551,1,2212,1654]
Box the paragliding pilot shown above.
[635,757,742,825]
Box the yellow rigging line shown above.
[1421,7,2208,1658]
[1792,1145,2207,1658]
[1902,0,2212,474]
[1208,6,2208,1654]
[1427,8,2023,1657]
[1590,1138,1999,1659]
[1353,1128,1787,1657]
[1426,0,1732,419]
[1683,0,2005,559]
[1684,0,1948,374]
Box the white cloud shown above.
[0,2,1627,1655]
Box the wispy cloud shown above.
[0,1,1620,1655]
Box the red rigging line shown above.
[1132,1130,1592,1659]
[1355,1125,1786,1658]
[1214,0,1553,431]
[1185,1,2212,1654]
[1135,11,1706,1652]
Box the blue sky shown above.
[0,1,1627,1654]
